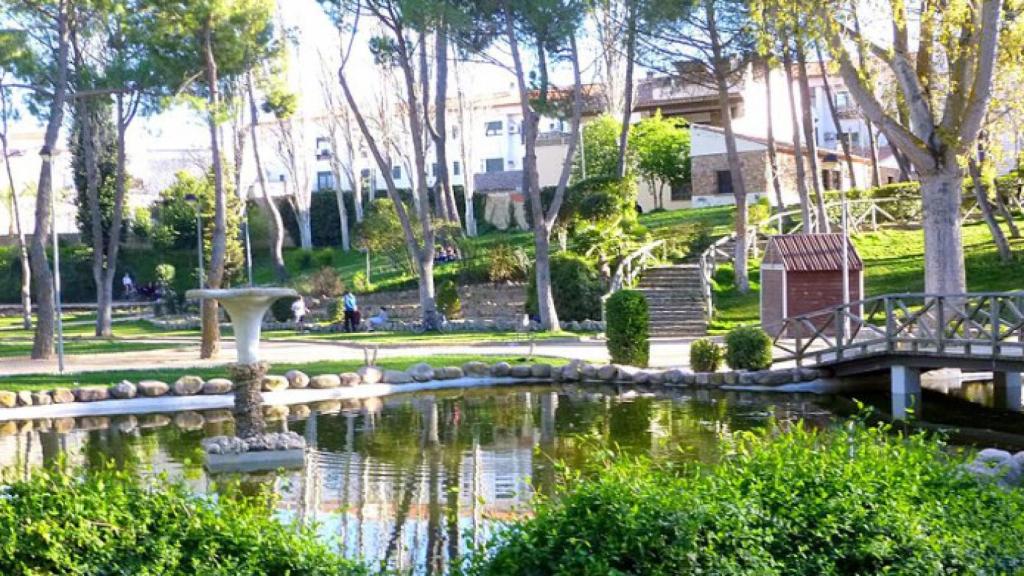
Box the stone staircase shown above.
[636,265,708,338]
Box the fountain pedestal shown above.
[187,287,306,471]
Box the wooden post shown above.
[936,296,945,353]
[992,297,1001,356]
[885,296,895,352]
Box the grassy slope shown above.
[710,220,1024,333]
[0,354,568,391]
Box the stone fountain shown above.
[186,287,306,472]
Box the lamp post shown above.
[40,145,64,373]
[823,153,849,340]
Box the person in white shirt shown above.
[291,296,309,332]
[122,272,134,297]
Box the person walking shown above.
[343,290,359,333]
[291,296,309,332]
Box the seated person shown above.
[368,307,389,331]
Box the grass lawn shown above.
[709,220,1024,333]
[0,339,182,358]
[0,318,198,340]
[263,329,595,344]
[0,354,569,392]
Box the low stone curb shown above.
[0,360,825,423]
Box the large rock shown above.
[173,376,204,396]
[202,378,234,395]
[561,361,581,381]
[530,364,552,379]
[663,370,685,385]
[291,404,312,419]
[382,369,413,384]
[357,366,384,384]
[51,388,76,404]
[110,380,137,400]
[310,374,342,389]
[633,372,651,385]
[439,366,464,380]
[509,364,532,378]
[753,370,795,387]
[967,448,1023,486]
[137,380,170,398]
[261,375,290,392]
[74,386,109,402]
[490,362,511,377]
[0,391,17,408]
[408,363,436,382]
[597,365,618,382]
[648,371,666,385]
[340,372,362,387]
[263,404,290,421]
[462,361,489,377]
[31,391,52,406]
[580,364,598,380]
[16,390,33,407]
[285,370,310,389]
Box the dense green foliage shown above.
[526,253,604,322]
[276,191,358,249]
[574,114,622,180]
[486,243,530,283]
[724,325,773,370]
[71,98,121,247]
[270,295,298,322]
[605,290,650,367]
[0,466,369,576]
[466,421,1024,575]
[356,198,412,272]
[689,337,723,372]
[629,111,690,211]
[437,279,462,318]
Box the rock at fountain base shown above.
[202,432,307,474]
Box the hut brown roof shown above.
[765,234,863,272]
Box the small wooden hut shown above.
[760,234,863,337]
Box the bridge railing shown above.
[768,291,1024,367]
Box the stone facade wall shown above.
[692,149,770,202]
[352,283,528,321]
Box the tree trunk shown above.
[920,168,967,294]
[763,58,785,210]
[782,46,812,231]
[453,57,476,236]
[815,42,857,190]
[867,121,882,187]
[708,2,749,293]
[616,0,636,179]
[0,107,31,330]
[246,73,287,282]
[795,40,828,232]
[433,26,460,227]
[994,183,1020,238]
[80,102,108,337]
[101,93,129,338]
[30,1,70,360]
[969,158,1011,263]
[296,205,313,249]
[201,19,226,360]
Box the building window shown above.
[670,181,692,202]
[316,171,334,191]
[453,161,461,176]
[431,162,439,176]
[451,124,460,139]
[392,165,402,179]
[834,90,853,109]
[822,170,842,191]
[485,121,503,136]
[716,170,733,195]
[485,158,503,173]
[315,137,331,159]
[838,131,861,148]
[360,168,371,178]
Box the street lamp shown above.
[822,153,849,340]
[39,145,64,373]
[184,193,204,288]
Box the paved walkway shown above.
[0,337,696,377]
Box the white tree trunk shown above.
[920,169,967,294]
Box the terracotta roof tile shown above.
[767,234,863,272]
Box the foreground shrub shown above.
[437,279,462,318]
[605,290,649,367]
[327,297,344,324]
[308,267,345,299]
[466,422,1024,575]
[0,466,369,576]
[689,338,722,372]
[526,253,604,322]
[488,242,529,283]
[725,325,773,370]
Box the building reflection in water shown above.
[0,386,832,574]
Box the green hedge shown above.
[689,338,723,372]
[467,421,1024,575]
[526,253,604,322]
[276,190,358,249]
[605,289,650,367]
[0,466,369,575]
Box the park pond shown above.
[1,382,1022,574]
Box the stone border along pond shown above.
[0,360,827,423]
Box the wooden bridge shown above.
[767,291,1024,418]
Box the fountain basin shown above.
[186,287,298,365]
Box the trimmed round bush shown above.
[327,297,344,324]
[690,338,723,372]
[437,279,462,319]
[725,326,773,370]
[605,290,650,367]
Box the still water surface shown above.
[0,385,886,573]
